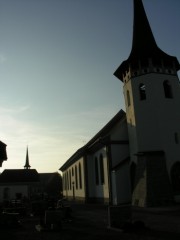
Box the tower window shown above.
[139,83,146,100]
[127,90,131,106]
[163,80,173,98]
[99,154,104,185]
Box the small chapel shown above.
[60,0,180,208]
[0,147,39,202]
[0,147,62,203]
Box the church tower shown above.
[24,146,31,169]
[114,0,180,207]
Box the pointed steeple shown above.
[24,146,31,169]
[130,0,157,58]
[114,0,180,81]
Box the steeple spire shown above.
[24,146,31,169]
[130,0,157,58]
[114,0,180,81]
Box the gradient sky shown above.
[0,0,179,173]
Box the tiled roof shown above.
[39,172,60,185]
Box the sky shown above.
[0,0,180,173]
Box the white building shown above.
[60,110,130,204]
[60,0,180,207]
[0,169,39,202]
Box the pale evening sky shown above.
[0,0,179,173]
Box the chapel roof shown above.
[0,169,39,183]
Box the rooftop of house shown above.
[0,169,39,183]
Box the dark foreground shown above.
[1,203,180,240]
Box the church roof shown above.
[0,169,39,183]
[60,109,127,171]
[114,0,180,81]
[39,172,61,185]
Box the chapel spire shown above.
[114,0,180,81]
[24,146,31,169]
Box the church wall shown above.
[111,161,131,205]
[110,118,128,141]
[132,74,180,171]
[62,157,86,201]
[109,116,129,168]
[125,73,180,173]
[123,79,138,164]
[111,145,129,169]
[87,147,109,203]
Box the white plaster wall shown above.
[62,157,85,199]
[87,147,109,200]
[73,157,85,198]
[124,73,180,174]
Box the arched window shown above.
[63,173,67,190]
[130,162,137,193]
[171,162,180,194]
[127,90,131,106]
[72,167,74,176]
[67,171,69,190]
[79,163,82,189]
[95,157,99,185]
[69,169,71,190]
[99,154,104,185]
[139,83,146,100]
[75,165,78,189]
[63,174,66,190]
[66,172,68,190]
[163,80,173,98]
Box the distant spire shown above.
[24,146,31,169]
[114,0,180,81]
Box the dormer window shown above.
[139,83,146,100]
[163,80,173,98]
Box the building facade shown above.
[60,110,130,204]
[0,169,40,202]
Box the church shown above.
[60,0,180,208]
